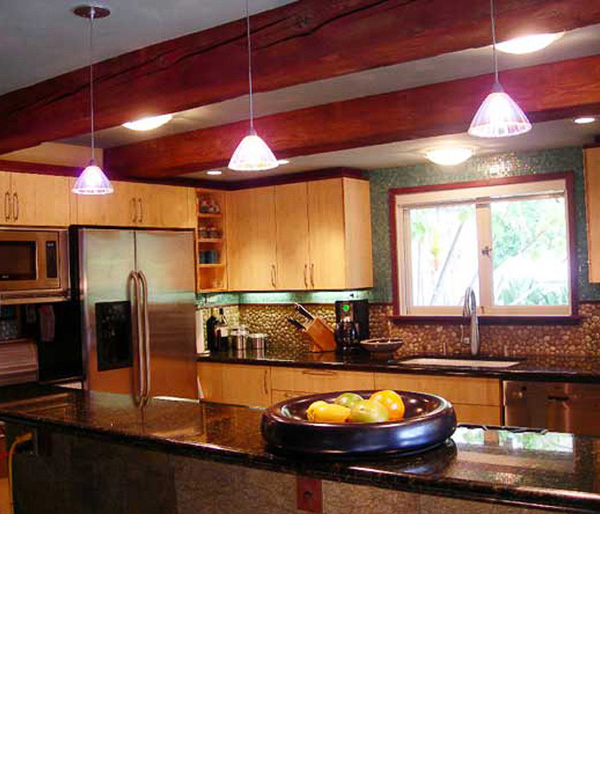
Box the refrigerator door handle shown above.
[128,270,145,405]
[138,269,151,402]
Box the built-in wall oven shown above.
[0,228,69,303]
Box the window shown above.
[392,175,575,318]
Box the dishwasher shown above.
[504,381,600,436]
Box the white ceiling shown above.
[0,0,291,95]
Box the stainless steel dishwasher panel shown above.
[504,380,600,435]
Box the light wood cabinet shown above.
[308,177,373,289]
[1,172,70,226]
[270,366,375,395]
[197,362,271,408]
[373,372,502,425]
[197,362,503,424]
[228,187,277,290]
[227,176,373,291]
[72,179,196,228]
[584,147,600,283]
[275,182,310,289]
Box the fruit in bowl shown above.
[306,390,405,424]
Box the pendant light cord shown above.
[246,0,255,133]
[490,0,500,86]
[88,7,96,162]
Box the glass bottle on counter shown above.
[216,308,229,352]
[206,309,218,352]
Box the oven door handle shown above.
[128,271,145,406]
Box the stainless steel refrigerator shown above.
[78,228,198,402]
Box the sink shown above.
[401,357,520,369]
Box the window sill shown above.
[389,314,582,326]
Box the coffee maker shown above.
[334,299,369,350]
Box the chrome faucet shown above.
[462,287,480,356]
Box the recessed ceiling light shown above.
[206,170,222,176]
[574,116,597,125]
[278,159,290,165]
[122,114,174,131]
[496,32,564,55]
[424,147,473,166]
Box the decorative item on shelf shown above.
[72,5,114,196]
[228,0,278,171]
[199,249,221,265]
[199,199,221,214]
[468,0,532,138]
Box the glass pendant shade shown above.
[72,161,114,195]
[468,85,532,138]
[228,131,279,171]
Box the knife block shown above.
[302,317,336,352]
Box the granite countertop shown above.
[1,385,599,513]
[199,348,600,383]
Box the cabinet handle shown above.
[12,192,18,221]
[310,263,315,287]
[4,191,10,221]
[303,263,308,288]
[301,369,336,377]
[131,197,137,223]
[263,369,269,396]
[270,264,277,288]
[138,197,144,223]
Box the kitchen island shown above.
[1,386,599,514]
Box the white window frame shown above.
[394,178,572,317]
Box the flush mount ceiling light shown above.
[122,114,173,131]
[228,0,278,172]
[424,147,473,166]
[468,0,532,139]
[496,31,564,55]
[574,116,597,125]
[206,170,223,175]
[72,5,114,195]
[278,159,290,165]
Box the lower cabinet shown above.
[197,362,271,408]
[197,362,503,424]
[373,372,502,425]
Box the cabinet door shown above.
[343,178,373,288]
[373,373,501,407]
[137,184,196,228]
[10,173,70,226]
[308,179,346,289]
[271,366,375,394]
[228,187,276,290]
[585,148,600,283]
[72,179,138,226]
[0,171,11,224]
[275,182,310,290]
[197,363,271,407]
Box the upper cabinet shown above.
[227,176,373,292]
[585,147,600,283]
[1,172,70,226]
[72,180,196,228]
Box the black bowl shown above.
[261,390,456,456]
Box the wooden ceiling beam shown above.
[1,0,600,154]
[104,55,600,178]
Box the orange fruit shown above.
[368,390,405,421]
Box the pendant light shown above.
[228,0,278,171]
[72,5,114,195]
[468,0,532,138]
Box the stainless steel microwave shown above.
[0,228,69,303]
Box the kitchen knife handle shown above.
[138,269,151,402]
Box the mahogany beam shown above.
[1,0,600,154]
[105,55,600,178]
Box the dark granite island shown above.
[1,387,599,514]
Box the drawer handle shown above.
[300,369,336,377]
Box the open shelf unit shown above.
[196,188,228,292]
